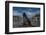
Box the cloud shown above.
[25,10,40,18]
[13,10,22,16]
[13,8,40,18]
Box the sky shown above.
[13,7,40,18]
